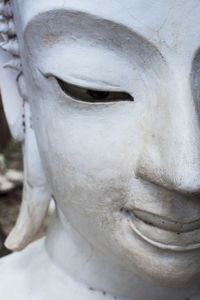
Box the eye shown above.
[56,77,134,103]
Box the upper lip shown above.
[121,208,200,233]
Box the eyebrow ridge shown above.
[25,8,163,59]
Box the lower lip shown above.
[127,213,200,251]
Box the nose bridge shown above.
[138,73,200,194]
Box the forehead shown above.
[13,0,200,60]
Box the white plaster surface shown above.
[0,238,126,300]
[0,236,200,300]
[1,0,200,299]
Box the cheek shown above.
[44,129,130,215]
[29,83,145,234]
[40,120,131,243]
[32,96,140,196]
[32,105,135,230]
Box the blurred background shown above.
[0,96,52,258]
[0,95,22,257]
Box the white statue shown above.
[1,0,200,299]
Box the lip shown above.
[121,208,200,251]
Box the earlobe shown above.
[5,101,52,251]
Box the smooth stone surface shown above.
[1,1,200,299]
[0,238,126,300]
[0,237,200,300]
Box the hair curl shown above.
[0,0,21,70]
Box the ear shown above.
[0,49,52,251]
[0,49,24,141]
[5,100,52,251]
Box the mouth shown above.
[120,208,200,251]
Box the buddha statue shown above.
[1,0,200,299]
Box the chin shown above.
[140,256,200,288]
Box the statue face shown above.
[15,0,200,287]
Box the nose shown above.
[136,74,200,195]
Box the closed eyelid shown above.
[40,70,134,104]
[56,77,134,103]
[42,71,122,92]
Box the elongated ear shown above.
[0,0,51,251]
[0,49,24,141]
[5,100,51,251]
[0,50,52,251]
